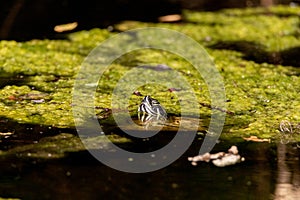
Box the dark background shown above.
[0,0,298,40]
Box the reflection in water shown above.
[1,138,299,199]
[274,143,300,199]
[0,118,299,199]
[137,114,167,129]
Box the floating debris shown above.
[168,88,182,92]
[133,91,143,96]
[188,146,245,167]
[18,92,48,100]
[0,131,14,138]
[84,82,98,87]
[138,64,172,71]
[31,99,45,104]
[54,22,78,33]
[158,14,182,22]
[199,102,234,115]
[243,136,271,143]
[212,154,244,167]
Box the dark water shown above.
[1,0,295,40]
[0,124,299,200]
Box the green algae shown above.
[0,5,299,150]
[112,6,300,141]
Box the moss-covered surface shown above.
[0,6,300,158]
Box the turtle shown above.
[138,95,167,122]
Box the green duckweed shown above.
[0,5,299,143]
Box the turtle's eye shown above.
[151,99,159,105]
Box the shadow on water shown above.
[0,70,27,89]
[0,116,77,151]
[2,0,297,41]
[0,0,182,41]
[0,115,300,199]
[0,69,72,93]
[209,41,300,69]
[0,73,38,91]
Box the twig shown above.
[199,102,234,115]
